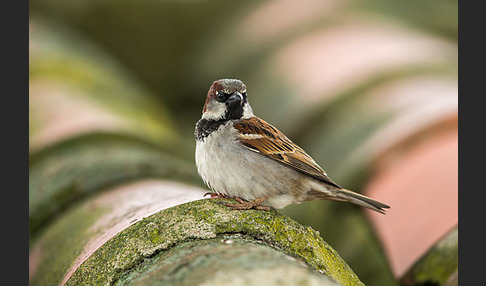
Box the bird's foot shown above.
[218,196,273,211]
[204,192,230,199]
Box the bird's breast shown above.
[195,124,308,208]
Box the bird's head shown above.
[202,79,254,121]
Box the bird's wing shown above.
[234,117,341,188]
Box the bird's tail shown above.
[309,187,390,214]
[334,188,390,214]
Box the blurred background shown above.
[29,0,458,285]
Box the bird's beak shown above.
[227,91,244,106]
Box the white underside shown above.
[195,122,329,209]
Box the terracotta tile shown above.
[365,128,458,277]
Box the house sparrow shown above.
[195,79,390,214]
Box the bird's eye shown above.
[241,92,247,100]
[216,91,226,102]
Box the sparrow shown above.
[195,79,390,214]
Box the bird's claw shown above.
[217,196,273,211]
[204,192,229,199]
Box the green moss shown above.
[401,227,458,285]
[283,200,397,286]
[67,199,363,285]
[118,236,339,285]
[414,227,458,284]
[29,202,107,286]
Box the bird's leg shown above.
[204,192,230,199]
[218,195,272,211]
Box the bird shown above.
[194,79,390,214]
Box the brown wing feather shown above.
[234,117,342,188]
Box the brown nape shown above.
[203,80,223,113]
